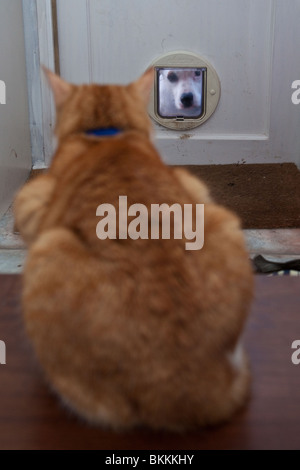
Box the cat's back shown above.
[44,132,200,238]
[50,131,187,200]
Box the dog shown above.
[158,68,203,118]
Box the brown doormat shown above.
[30,164,300,230]
[177,163,300,229]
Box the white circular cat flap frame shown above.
[148,51,221,131]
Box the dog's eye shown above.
[195,70,201,77]
[167,72,178,83]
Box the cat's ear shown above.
[135,68,154,104]
[42,67,73,108]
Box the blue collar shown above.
[85,127,121,137]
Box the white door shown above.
[53,0,300,168]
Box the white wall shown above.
[0,0,31,219]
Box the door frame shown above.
[22,0,56,168]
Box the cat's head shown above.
[44,68,154,142]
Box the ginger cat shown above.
[14,68,253,431]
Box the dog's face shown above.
[158,68,203,117]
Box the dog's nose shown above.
[181,93,194,108]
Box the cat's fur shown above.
[14,68,253,431]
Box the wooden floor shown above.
[0,274,300,450]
